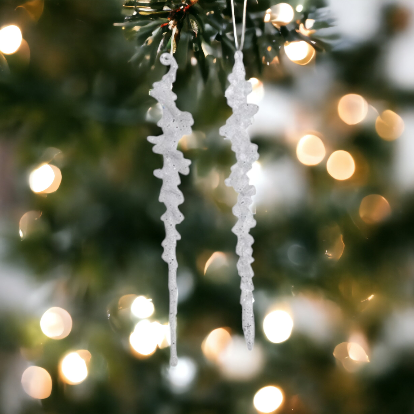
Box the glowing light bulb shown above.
[337,94,368,125]
[131,296,155,318]
[204,252,228,275]
[263,310,293,343]
[296,135,326,166]
[296,5,303,12]
[375,110,404,141]
[359,194,391,224]
[284,41,315,65]
[254,386,284,413]
[268,3,294,26]
[326,150,355,180]
[19,210,42,239]
[248,78,264,104]
[202,328,232,362]
[21,366,52,399]
[29,164,56,193]
[40,307,72,339]
[60,352,88,384]
[129,320,159,356]
[348,342,369,362]
[0,25,22,55]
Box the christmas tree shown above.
[0,0,413,413]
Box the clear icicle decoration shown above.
[147,53,193,366]
[219,51,259,350]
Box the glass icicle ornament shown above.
[219,51,259,350]
[148,53,193,366]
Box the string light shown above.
[29,164,62,194]
[131,296,155,319]
[326,150,355,180]
[0,25,22,54]
[60,352,88,384]
[19,211,42,239]
[375,110,404,141]
[268,3,294,26]
[296,135,326,166]
[21,366,52,399]
[284,41,315,65]
[40,307,72,340]
[129,320,159,356]
[253,386,284,413]
[202,328,232,362]
[359,194,391,224]
[337,94,368,125]
[263,310,293,343]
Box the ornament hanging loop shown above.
[230,0,248,51]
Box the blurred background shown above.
[1,0,414,413]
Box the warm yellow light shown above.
[337,94,368,125]
[254,386,284,413]
[375,110,404,141]
[269,3,294,26]
[326,150,355,180]
[263,310,293,343]
[296,135,326,166]
[29,164,62,193]
[248,78,265,104]
[348,342,369,362]
[19,211,42,239]
[0,25,23,55]
[21,366,52,399]
[284,41,315,65]
[40,307,72,340]
[129,320,159,356]
[204,251,228,275]
[131,296,155,319]
[202,328,232,362]
[359,194,391,224]
[60,352,88,384]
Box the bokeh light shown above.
[40,307,72,340]
[284,41,315,65]
[29,164,62,194]
[21,366,52,399]
[131,296,155,319]
[375,110,404,141]
[19,211,42,239]
[60,352,88,384]
[337,94,368,125]
[253,386,284,413]
[0,25,22,55]
[348,342,369,362]
[268,3,294,26]
[359,194,391,224]
[248,78,265,104]
[204,251,228,275]
[296,5,303,12]
[218,335,264,380]
[333,341,369,371]
[326,150,355,180]
[296,134,326,166]
[202,327,232,362]
[263,310,293,343]
[129,320,159,356]
[165,357,197,393]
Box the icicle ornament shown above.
[148,53,193,366]
[219,51,259,350]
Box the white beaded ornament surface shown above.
[219,50,259,350]
[148,53,193,366]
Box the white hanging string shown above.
[230,0,248,51]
